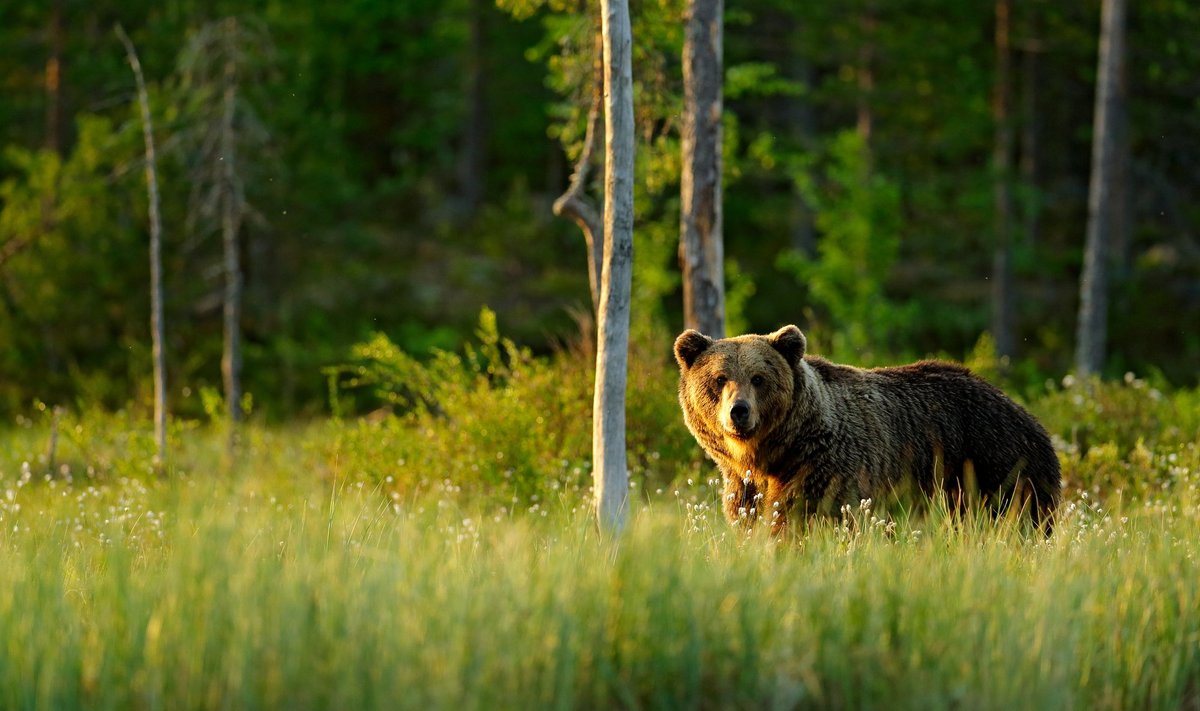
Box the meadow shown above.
[2,336,1199,709]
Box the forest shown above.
[1,0,1198,422]
[3,1,1200,708]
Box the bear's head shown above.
[673,325,807,456]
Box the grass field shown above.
[1,422,1198,709]
[2,357,1199,709]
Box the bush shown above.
[322,309,702,509]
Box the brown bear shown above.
[674,325,1060,533]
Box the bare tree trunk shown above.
[593,0,634,534]
[680,0,725,338]
[116,24,168,471]
[1075,0,1126,378]
[220,18,244,443]
[45,0,64,155]
[457,0,487,216]
[552,29,604,316]
[856,5,876,149]
[1019,35,1040,249]
[991,0,1016,360]
[1109,52,1131,280]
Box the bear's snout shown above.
[721,395,758,437]
[729,401,752,428]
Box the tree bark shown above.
[855,5,876,149]
[221,18,244,440]
[680,0,725,338]
[991,0,1016,360]
[1075,0,1126,378]
[552,29,604,316]
[593,0,634,534]
[1019,35,1040,250]
[45,0,64,155]
[116,24,168,471]
[457,0,487,216]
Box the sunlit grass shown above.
[0,456,1197,709]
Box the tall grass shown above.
[2,329,1198,708]
[0,466,1198,710]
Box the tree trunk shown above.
[116,24,168,471]
[593,0,634,534]
[457,0,487,216]
[1109,50,1131,280]
[991,0,1016,360]
[552,28,604,316]
[855,6,876,149]
[680,0,725,338]
[1075,0,1126,378]
[1019,34,1040,250]
[45,0,64,155]
[221,18,244,441]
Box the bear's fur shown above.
[674,325,1060,533]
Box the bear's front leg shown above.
[722,471,786,531]
[722,471,760,528]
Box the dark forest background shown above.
[1,0,1197,419]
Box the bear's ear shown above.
[674,330,713,370]
[768,325,807,363]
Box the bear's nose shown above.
[730,401,751,426]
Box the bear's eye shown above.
[751,375,764,387]
[715,375,728,388]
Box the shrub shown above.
[323,309,702,509]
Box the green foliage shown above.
[1,0,1199,418]
[323,310,699,506]
[777,131,914,360]
[1033,373,1200,457]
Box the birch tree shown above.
[116,24,167,469]
[680,0,725,338]
[593,0,634,533]
[1075,0,1127,377]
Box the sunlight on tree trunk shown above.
[1076,0,1126,378]
[680,0,725,339]
[116,24,167,472]
[593,0,634,534]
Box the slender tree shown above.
[552,29,605,317]
[457,0,487,216]
[991,0,1016,360]
[856,4,877,149]
[219,18,244,444]
[680,0,725,338]
[116,24,167,470]
[179,17,272,454]
[45,0,64,155]
[1075,0,1127,377]
[593,0,634,533]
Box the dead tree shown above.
[552,29,605,317]
[180,17,272,454]
[116,24,167,470]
